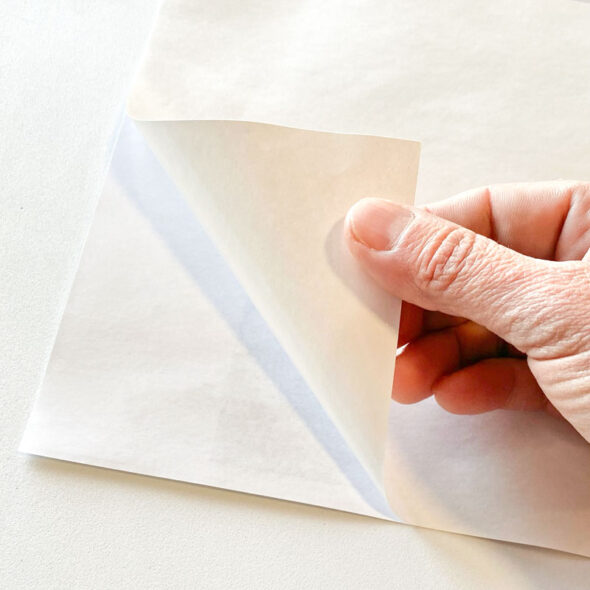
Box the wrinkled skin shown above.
[345,181,590,443]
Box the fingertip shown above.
[392,350,434,404]
[343,208,365,256]
[346,198,413,251]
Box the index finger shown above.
[424,181,590,261]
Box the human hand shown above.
[345,182,590,442]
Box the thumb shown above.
[345,198,582,356]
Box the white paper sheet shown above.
[134,119,419,488]
[21,119,400,518]
[22,0,590,557]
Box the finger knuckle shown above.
[414,228,478,293]
[529,263,590,356]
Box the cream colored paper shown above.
[22,0,590,557]
[21,119,402,518]
[134,119,418,487]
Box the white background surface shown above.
[2,2,590,588]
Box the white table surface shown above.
[2,2,590,588]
